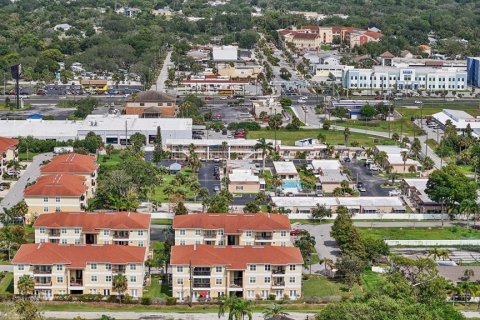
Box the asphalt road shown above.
[0,153,53,212]
[198,162,221,195]
[344,160,390,196]
[152,51,172,92]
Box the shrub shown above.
[0,293,13,301]
[141,297,152,305]
[151,297,167,305]
[54,294,73,301]
[166,297,178,305]
[268,294,276,301]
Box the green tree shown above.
[243,201,260,213]
[422,156,434,171]
[14,299,45,320]
[17,275,35,297]
[343,127,351,146]
[112,274,128,303]
[311,204,332,220]
[0,225,26,261]
[335,254,366,287]
[254,138,274,171]
[218,296,253,320]
[130,132,146,154]
[175,201,188,215]
[263,303,288,320]
[359,105,377,120]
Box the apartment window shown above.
[265,265,271,271]
[246,241,252,246]
[91,263,97,270]
[218,240,224,245]
[103,230,110,236]
[180,240,186,245]
[138,230,144,236]
[39,228,45,234]
[106,276,112,282]
[179,229,186,235]
[55,197,61,203]
[195,240,201,245]
[75,239,80,245]
[216,278,222,285]
[18,265,24,271]
[281,242,286,247]
[91,275,97,282]
[40,239,45,243]
[43,207,49,212]
[289,277,296,283]
[89,289,96,294]
[249,277,256,284]
[177,266,183,273]
[247,290,255,298]
[138,241,144,247]
[55,207,61,212]
[246,231,252,237]
[290,290,297,298]
[56,265,63,271]
[216,266,222,273]
[289,265,296,271]
[177,278,183,285]
[280,231,287,237]
[265,277,271,283]
[106,264,112,270]
[195,229,201,236]
[61,228,67,234]
[249,265,256,271]
[57,277,63,283]
[43,197,48,202]
[61,239,67,244]
[235,186,243,191]
[218,230,224,235]
[104,241,109,245]
[130,276,136,282]
[130,264,136,271]
[74,228,80,234]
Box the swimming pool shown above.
[282,179,302,190]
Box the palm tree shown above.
[323,258,335,277]
[112,274,128,303]
[400,151,408,173]
[263,303,288,320]
[17,275,34,297]
[317,132,326,144]
[219,297,253,320]
[222,141,229,160]
[374,151,388,168]
[428,247,443,261]
[458,281,476,303]
[254,138,274,171]
[343,127,351,146]
[105,144,114,159]
[464,269,475,281]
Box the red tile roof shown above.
[12,243,146,267]
[0,137,18,154]
[173,213,291,233]
[171,245,303,269]
[363,31,383,39]
[301,26,319,33]
[293,33,319,40]
[278,29,293,36]
[40,153,97,174]
[33,211,151,231]
[380,51,395,58]
[24,174,87,197]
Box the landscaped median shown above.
[357,226,480,241]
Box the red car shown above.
[290,229,307,236]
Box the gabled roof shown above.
[40,153,97,174]
[380,51,395,58]
[24,174,86,197]
[126,90,175,102]
[33,211,151,231]
[12,243,146,267]
[170,245,303,269]
[363,31,383,39]
[173,213,291,233]
[293,33,319,40]
[0,137,18,154]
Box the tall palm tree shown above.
[263,303,288,320]
[464,269,475,281]
[112,274,128,303]
[374,151,388,168]
[17,275,35,297]
[343,127,351,146]
[317,132,326,144]
[254,138,273,171]
[400,151,408,173]
[458,281,476,303]
[428,247,443,261]
[222,141,229,160]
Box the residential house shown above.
[33,211,151,249]
[170,245,303,301]
[24,174,89,218]
[374,146,421,173]
[40,153,98,194]
[0,137,18,178]
[173,213,292,246]
[273,162,298,180]
[12,243,146,299]
[228,169,265,194]
[402,179,441,213]
[276,139,327,160]
[124,91,177,118]
[311,160,351,193]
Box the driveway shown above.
[0,153,53,212]
[344,160,390,196]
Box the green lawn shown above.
[0,272,13,294]
[18,152,40,161]
[306,253,320,266]
[339,119,421,136]
[98,151,122,169]
[426,138,439,151]
[302,275,347,299]
[152,240,165,253]
[151,218,173,225]
[361,270,383,293]
[152,170,197,202]
[358,226,480,240]
[247,129,396,147]
[143,274,171,299]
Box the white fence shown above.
[288,213,449,220]
[386,240,480,246]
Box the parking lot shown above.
[200,104,253,124]
[198,161,221,195]
[344,160,390,197]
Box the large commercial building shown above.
[12,243,146,299]
[33,211,151,249]
[467,57,480,87]
[170,245,303,302]
[173,213,292,246]
[432,109,480,136]
[0,115,192,146]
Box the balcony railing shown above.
[113,233,129,239]
[34,281,52,286]
[112,267,126,273]
[272,282,285,287]
[193,282,211,288]
[193,271,211,276]
[255,235,273,240]
[49,231,60,237]
[70,279,83,286]
[204,233,217,239]
[272,269,285,274]
[33,268,52,274]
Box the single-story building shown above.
[402,178,441,213]
[228,169,264,194]
[273,161,298,180]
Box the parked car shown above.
[343,157,351,163]
[213,158,220,163]
[290,229,307,236]
[414,100,423,104]
[214,185,221,192]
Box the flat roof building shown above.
[273,162,298,179]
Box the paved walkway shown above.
[42,311,314,320]
[151,51,172,92]
[0,153,53,212]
